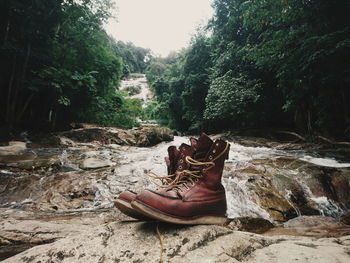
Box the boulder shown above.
[57,126,174,147]
[227,217,274,234]
[0,141,26,156]
[340,210,350,225]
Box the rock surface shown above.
[0,141,26,156]
[340,211,350,225]
[2,221,350,263]
[58,126,174,147]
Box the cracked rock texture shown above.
[2,221,350,263]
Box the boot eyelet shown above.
[179,165,182,169]
[179,159,183,163]
[213,149,216,153]
[209,155,213,160]
[216,143,219,146]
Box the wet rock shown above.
[0,152,60,170]
[225,152,350,221]
[284,216,339,228]
[58,126,173,147]
[0,142,26,156]
[80,157,115,169]
[0,171,98,211]
[132,126,174,146]
[340,210,350,225]
[228,217,274,234]
[275,215,350,238]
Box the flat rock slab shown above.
[3,221,350,263]
[80,157,115,169]
[0,142,26,156]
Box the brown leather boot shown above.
[114,139,198,220]
[131,134,230,225]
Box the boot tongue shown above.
[176,143,194,171]
[194,133,213,160]
[167,146,179,174]
[189,137,198,151]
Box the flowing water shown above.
[120,74,153,105]
[1,135,349,222]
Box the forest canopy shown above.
[0,0,149,131]
[1,0,349,139]
[146,0,350,138]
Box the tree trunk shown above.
[307,110,312,134]
[5,56,17,126]
[17,94,34,122]
[12,42,32,124]
[3,18,10,43]
[340,84,349,128]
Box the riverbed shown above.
[0,130,350,261]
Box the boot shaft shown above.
[165,138,199,174]
[203,139,230,190]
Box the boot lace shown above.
[147,156,214,190]
[148,142,229,191]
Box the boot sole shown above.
[131,200,227,225]
[114,198,150,220]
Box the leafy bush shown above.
[204,72,261,122]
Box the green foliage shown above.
[147,0,350,137]
[80,92,145,129]
[114,41,152,76]
[145,50,190,130]
[2,0,349,137]
[0,0,146,130]
[144,100,169,123]
[181,34,213,129]
[204,71,261,122]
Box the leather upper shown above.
[118,190,137,202]
[135,134,230,218]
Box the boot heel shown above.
[115,199,149,220]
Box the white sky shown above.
[104,0,214,57]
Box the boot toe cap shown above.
[118,190,137,203]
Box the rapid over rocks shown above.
[0,129,349,262]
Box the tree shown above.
[204,71,261,129]
[0,0,149,132]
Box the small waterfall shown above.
[311,196,344,217]
[299,181,344,217]
[300,155,350,168]
[284,189,301,217]
[59,150,68,166]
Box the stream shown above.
[1,134,349,220]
